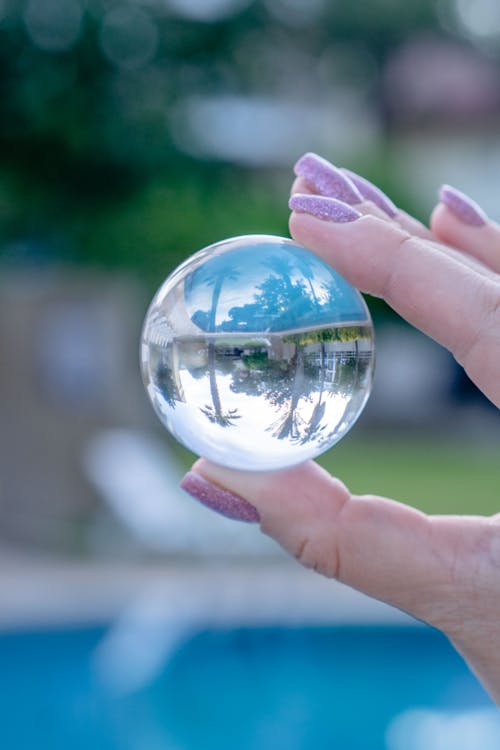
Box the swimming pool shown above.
[0,624,496,750]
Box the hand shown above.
[181,153,500,704]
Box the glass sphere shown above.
[141,235,374,471]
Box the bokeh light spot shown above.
[264,0,326,27]
[23,0,83,53]
[454,0,500,39]
[100,5,158,70]
[166,0,253,23]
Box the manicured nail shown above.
[341,168,398,218]
[289,193,361,223]
[180,471,260,523]
[439,184,487,227]
[294,152,363,205]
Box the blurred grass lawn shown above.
[317,434,499,516]
[175,434,499,517]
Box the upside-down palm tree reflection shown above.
[292,253,331,443]
[154,342,183,408]
[200,337,242,427]
[300,346,329,444]
[196,265,242,427]
[225,262,331,442]
[252,261,326,442]
[155,362,181,408]
[267,345,308,440]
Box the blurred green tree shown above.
[0,0,442,287]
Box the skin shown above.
[189,177,500,704]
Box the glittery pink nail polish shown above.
[289,194,361,223]
[294,153,363,205]
[180,471,260,523]
[439,184,487,227]
[341,168,398,218]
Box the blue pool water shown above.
[0,625,494,750]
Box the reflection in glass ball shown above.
[141,235,374,471]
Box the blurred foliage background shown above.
[0,0,499,554]
[3,0,500,287]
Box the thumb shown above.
[180,459,454,627]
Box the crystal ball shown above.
[140,235,374,471]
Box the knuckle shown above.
[293,536,313,567]
[456,279,500,368]
[485,522,500,571]
[380,234,415,302]
[293,533,342,580]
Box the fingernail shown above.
[294,152,363,205]
[439,184,487,227]
[341,168,398,218]
[180,471,260,523]
[289,193,361,223]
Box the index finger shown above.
[289,210,500,407]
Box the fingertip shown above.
[429,201,457,239]
[289,210,333,253]
[190,457,347,521]
[340,167,398,218]
[289,208,390,249]
[289,210,400,289]
[437,184,488,228]
[189,458,275,511]
[430,200,500,272]
[290,175,314,197]
[180,461,261,523]
[429,202,489,245]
